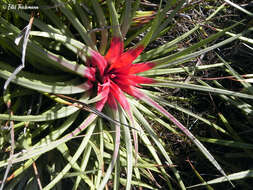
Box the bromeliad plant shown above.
[0,0,253,189]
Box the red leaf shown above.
[119,85,138,98]
[109,45,144,70]
[88,50,107,76]
[68,113,98,138]
[128,62,155,74]
[77,80,93,90]
[132,75,154,84]
[126,75,154,84]
[96,79,110,111]
[107,92,118,109]
[114,75,154,88]
[109,81,131,114]
[105,37,124,64]
[84,67,96,81]
[115,62,154,74]
[113,74,138,87]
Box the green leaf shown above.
[97,109,121,190]
[132,106,179,190]
[54,0,96,49]
[0,104,78,122]
[152,0,185,40]
[29,31,89,62]
[153,22,245,66]
[73,143,92,190]
[44,123,96,190]
[11,11,62,34]
[150,82,253,100]
[140,63,226,76]
[106,0,122,39]
[57,143,94,188]
[120,0,132,37]
[188,170,253,188]
[135,90,232,187]
[120,109,133,190]
[137,24,200,62]
[0,111,79,180]
[37,0,74,37]
[91,0,108,54]
[224,0,253,17]
[199,137,253,150]
[0,62,90,94]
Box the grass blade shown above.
[120,108,133,190]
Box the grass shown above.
[0,0,253,189]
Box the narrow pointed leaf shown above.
[0,62,92,94]
[106,0,122,39]
[131,88,233,186]
[120,109,133,190]
[44,123,96,190]
[105,37,123,64]
[98,109,120,190]
[188,170,253,188]
[0,105,78,122]
[55,0,96,49]
[149,82,253,100]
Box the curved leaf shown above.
[188,170,253,189]
[0,62,91,94]
[150,82,253,100]
[0,104,78,122]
